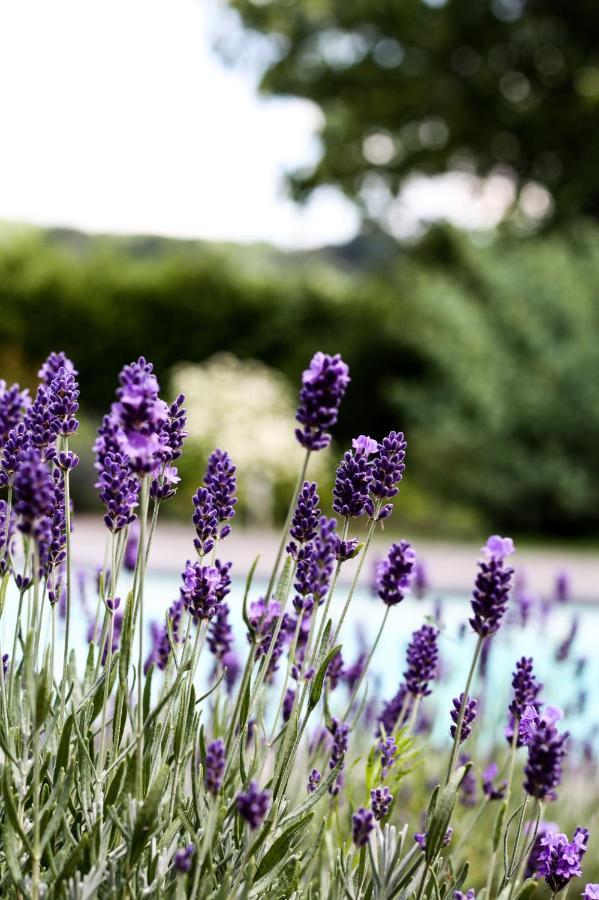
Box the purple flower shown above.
[379,736,397,777]
[328,717,349,794]
[38,351,78,385]
[333,437,375,518]
[248,597,281,654]
[282,688,295,722]
[0,423,30,487]
[413,561,429,600]
[371,786,393,820]
[454,892,476,900]
[524,714,569,800]
[112,357,168,473]
[295,351,350,451]
[582,886,599,900]
[470,536,515,638]
[352,807,375,847]
[174,844,194,874]
[24,386,57,461]
[415,828,453,852]
[205,739,226,794]
[344,651,366,692]
[0,381,30,445]
[13,446,55,535]
[482,763,507,800]
[288,481,320,554]
[0,499,15,573]
[525,822,559,876]
[556,615,578,662]
[404,625,439,697]
[506,657,543,746]
[537,828,589,893]
[335,536,359,562]
[180,561,221,621]
[459,755,477,807]
[192,487,218,557]
[150,464,180,502]
[204,449,236,539]
[307,769,321,794]
[327,650,345,690]
[222,650,241,693]
[450,695,477,743]
[208,602,233,663]
[555,571,570,604]
[376,541,416,606]
[96,450,139,533]
[158,393,187,463]
[367,430,407,515]
[293,516,337,612]
[1,652,8,677]
[48,366,79,436]
[236,782,270,829]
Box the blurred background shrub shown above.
[2,221,599,537]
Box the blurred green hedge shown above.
[2,222,599,537]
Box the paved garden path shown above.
[71,517,599,603]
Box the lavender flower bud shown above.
[158,394,187,462]
[327,650,345,690]
[192,487,218,557]
[450,694,478,743]
[204,739,226,794]
[469,535,515,638]
[174,844,194,874]
[96,451,139,533]
[555,570,570,604]
[235,782,270,828]
[208,601,234,663]
[288,481,320,553]
[352,807,375,847]
[376,540,416,606]
[204,449,237,538]
[282,688,295,722]
[454,891,476,900]
[307,769,321,794]
[371,786,393,820]
[180,561,221,621]
[295,351,350,451]
[48,366,79,436]
[537,828,589,893]
[0,423,29,487]
[368,430,406,506]
[332,436,376,517]
[404,625,439,697]
[524,714,569,800]
[379,736,397,777]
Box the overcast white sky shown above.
[0,0,517,249]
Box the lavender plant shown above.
[0,350,593,899]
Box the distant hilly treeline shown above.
[2,221,599,536]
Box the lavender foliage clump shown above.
[295,351,350,451]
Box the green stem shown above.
[343,605,389,720]
[309,517,349,667]
[263,449,310,605]
[60,442,72,720]
[135,477,150,799]
[332,509,379,646]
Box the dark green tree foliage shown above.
[3,225,599,535]
[226,0,599,224]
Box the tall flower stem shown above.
[332,509,380,647]
[486,723,520,895]
[263,448,310,604]
[135,476,150,799]
[343,605,389,720]
[310,517,349,666]
[60,440,73,720]
[445,635,483,783]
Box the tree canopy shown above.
[227,0,599,228]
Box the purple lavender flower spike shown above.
[174,844,194,874]
[0,499,15,574]
[404,625,439,697]
[352,807,375,847]
[367,430,407,518]
[556,615,578,662]
[525,822,559,876]
[379,736,397,777]
[376,541,416,606]
[328,717,349,794]
[582,886,599,900]
[192,487,218,557]
[112,356,168,473]
[524,713,569,800]
[555,570,570,604]
[13,446,55,535]
[208,601,234,663]
[482,762,507,800]
[537,828,589,893]
[222,650,241,693]
[454,891,476,900]
[413,561,428,600]
[327,650,345,690]
[307,769,321,794]
[371,786,393,820]
[450,694,477,743]
[48,366,79,437]
[0,381,30,446]
[344,651,366,692]
[236,782,270,828]
[506,657,543,746]
[159,393,187,462]
[96,450,139,533]
[150,464,180,502]
[180,561,221,622]
[0,423,30,487]
[38,351,78,385]
[415,828,453,852]
[204,449,236,539]
[24,386,57,461]
[458,755,477,807]
[204,739,226,794]
[144,597,185,672]
[332,436,376,518]
[282,688,295,722]
[288,481,320,556]
[295,351,350,451]
[377,683,412,737]
[470,535,515,638]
